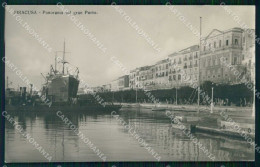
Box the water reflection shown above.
[5,108,254,162]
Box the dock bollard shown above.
[190,125,196,133]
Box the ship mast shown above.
[62,40,66,74]
[6,76,12,89]
[198,17,202,112]
[6,76,8,89]
[55,52,57,74]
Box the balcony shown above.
[200,45,243,55]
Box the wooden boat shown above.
[151,108,167,111]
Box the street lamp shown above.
[176,87,178,105]
[210,83,217,114]
[210,86,214,114]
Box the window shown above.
[178,75,181,80]
[166,71,168,76]
[226,40,229,46]
[184,63,187,69]
[217,68,221,74]
[233,57,237,65]
[235,39,238,45]
[169,76,172,81]
[178,58,182,64]
[208,59,211,66]
[214,41,216,48]
[173,75,176,80]
[219,40,222,47]
[189,54,192,60]
[204,46,206,51]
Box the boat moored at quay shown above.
[5,42,121,113]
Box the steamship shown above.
[5,42,121,112]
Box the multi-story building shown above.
[129,67,140,89]
[152,59,170,89]
[180,45,199,85]
[168,52,183,88]
[110,79,119,92]
[110,75,129,92]
[139,65,154,88]
[102,84,111,92]
[199,27,246,84]
[99,27,255,92]
[242,29,255,82]
[118,75,129,91]
[129,66,155,90]
[168,45,199,87]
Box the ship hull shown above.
[5,104,122,113]
[45,75,79,103]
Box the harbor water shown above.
[5,107,254,162]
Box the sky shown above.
[5,5,255,89]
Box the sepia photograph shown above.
[2,2,257,164]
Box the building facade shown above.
[242,29,255,82]
[118,75,129,91]
[153,59,170,86]
[88,27,255,93]
[102,84,111,92]
[110,75,129,92]
[199,27,246,84]
[138,65,154,88]
[129,67,140,89]
[168,45,199,87]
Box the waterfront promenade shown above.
[118,102,253,114]
[115,102,255,139]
